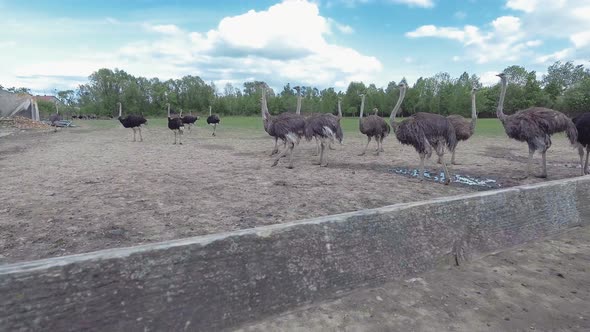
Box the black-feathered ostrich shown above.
[438,87,478,165]
[304,99,343,167]
[269,86,305,155]
[496,73,578,178]
[573,113,590,175]
[390,83,457,185]
[206,106,220,136]
[261,86,305,168]
[167,103,184,145]
[117,102,147,142]
[358,93,390,156]
[180,110,198,133]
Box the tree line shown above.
[3,61,589,118]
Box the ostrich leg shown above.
[451,148,457,165]
[271,143,290,167]
[526,148,534,178]
[313,137,320,156]
[359,136,371,156]
[585,147,590,175]
[320,141,328,167]
[132,128,137,142]
[578,145,588,176]
[173,131,177,145]
[179,129,183,145]
[271,137,279,156]
[379,137,385,152]
[418,153,426,181]
[286,142,295,169]
[329,142,335,150]
[212,124,217,136]
[138,127,143,142]
[437,152,451,185]
[540,151,547,178]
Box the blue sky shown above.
[1,0,588,94]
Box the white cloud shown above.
[5,0,382,91]
[406,0,590,66]
[454,11,467,20]
[390,0,434,8]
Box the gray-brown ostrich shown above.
[261,86,305,168]
[390,83,457,185]
[496,73,578,178]
[206,106,220,136]
[304,101,343,167]
[268,85,305,156]
[573,113,590,175]
[117,102,147,142]
[438,87,478,164]
[358,94,390,156]
[180,110,198,133]
[167,103,184,145]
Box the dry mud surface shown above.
[237,226,590,332]
[0,122,584,263]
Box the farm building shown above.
[0,89,40,120]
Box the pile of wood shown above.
[0,116,51,129]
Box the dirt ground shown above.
[0,121,584,263]
[236,226,590,332]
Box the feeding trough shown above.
[390,167,501,189]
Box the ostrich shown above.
[358,94,390,156]
[267,86,305,156]
[496,73,578,178]
[261,86,305,168]
[304,101,343,167]
[573,113,590,175]
[390,83,457,185]
[167,103,184,145]
[180,110,198,133]
[117,102,146,142]
[206,106,220,136]
[438,87,479,165]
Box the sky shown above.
[0,0,589,94]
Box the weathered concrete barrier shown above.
[1,177,589,331]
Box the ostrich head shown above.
[471,87,478,94]
[496,73,508,85]
[293,86,301,94]
[372,108,379,115]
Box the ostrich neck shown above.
[118,104,122,118]
[470,93,477,131]
[296,93,302,115]
[261,90,271,125]
[337,100,342,119]
[389,88,406,133]
[359,96,365,130]
[496,79,508,122]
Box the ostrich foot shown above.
[179,142,183,145]
[286,165,294,169]
[451,162,461,165]
[270,150,279,156]
[358,152,366,156]
[212,133,216,136]
[329,146,336,150]
[271,160,279,167]
[444,178,451,185]
[320,163,328,167]
[380,148,385,152]
[535,173,547,179]
[173,142,176,145]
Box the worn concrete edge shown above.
[1,175,588,275]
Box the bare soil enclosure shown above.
[0,122,583,263]
[237,226,590,332]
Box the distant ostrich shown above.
[261,86,305,168]
[167,103,184,145]
[180,110,198,133]
[496,73,578,178]
[206,106,220,136]
[572,113,590,175]
[390,83,457,185]
[358,94,390,156]
[117,102,147,142]
[304,100,343,167]
[438,87,479,165]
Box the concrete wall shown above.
[1,177,589,332]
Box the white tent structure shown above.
[0,90,40,121]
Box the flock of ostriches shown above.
[116,73,590,184]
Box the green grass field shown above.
[82,117,507,137]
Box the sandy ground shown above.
[236,226,590,332]
[0,121,584,263]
